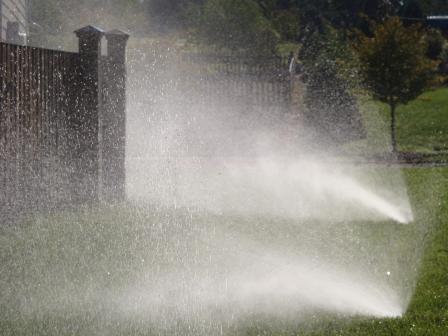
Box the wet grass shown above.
[396,88,448,153]
[0,168,447,334]
[239,168,448,335]
[348,88,448,155]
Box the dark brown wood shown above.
[74,25,104,203]
[101,30,129,202]
[0,25,129,219]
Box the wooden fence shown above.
[0,26,129,218]
[180,53,294,110]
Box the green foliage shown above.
[300,25,364,144]
[255,0,301,41]
[348,88,448,154]
[146,0,448,41]
[145,0,204,32]
[271,8,300,42]
[30,0,448,52]
[296,0,402,38]
[414,0,448,15]
[355,16,436,106]
[188,0,279,54]
[399,0,424,18]
[394,88,448,152]
[426,28,445,61]
[355,17,436,151]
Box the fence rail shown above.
[180,53,294,109]
[182,53,291,77]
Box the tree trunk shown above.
[390,103,397,153]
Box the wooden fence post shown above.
[101,30,129,202]
[74,25,104,204]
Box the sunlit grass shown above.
[238,168,448,335]
[397,88,448,153]
[346,88,448,155]
[0,168,447,335]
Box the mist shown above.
[1,2,433,334]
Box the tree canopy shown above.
[187,0,279,53]
[29,0,448,48]
[300,24,365,144]
[354,17,436,152]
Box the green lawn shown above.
[397,88,448,153]
[348,88,448,154]
[239,168,448,335]
[1,89,447,335]
[1,168,447,335]
[289,168,448,335]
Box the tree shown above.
[426,28,445,60]
[188,0,279,54]
[399,0,424,19]
[415,0,448,15]
[300,25,365,145]
[295,0,403,33]
[355,17,436,152]
[145,0,205,32]
[255,0,300,41]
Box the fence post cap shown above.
[106,30,130,41]
[74,25,105,37]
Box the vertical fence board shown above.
[180,53,292,111]
[0,42,88,217]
